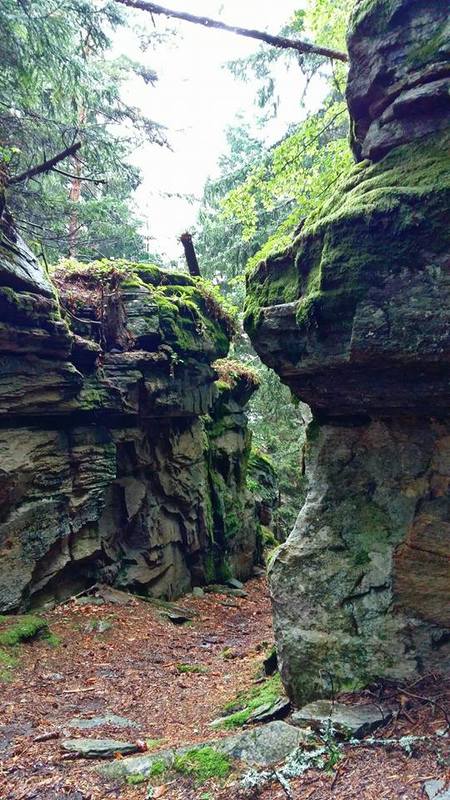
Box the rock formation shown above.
[0,205,264,611]
[245,0,450,704]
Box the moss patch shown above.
[126,773,148,785]
[245,130,450,340]
[176,663,208,674]
[54,258,236,359]
[218,673,284,728]
[0,615,50,646]
[0,615,55,682]
[0,648,19,682]
[348,0,399,36]
[174,747,232,783]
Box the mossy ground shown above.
[126,747,232,788]
[176,663,208,674]
[0,614,49,646]
[174,747,232,783]
[0,615,56,681]
[218,672,284,728]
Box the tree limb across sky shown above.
[114,0,349,62]
[9,142,82,185]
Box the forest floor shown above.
[0,578,449,800]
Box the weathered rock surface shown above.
[347,0,450,161]
[245,0,450,704]
[291,700,391,739]
[247,448,279,529]
[0,207,264,610]
[101,720,307,778]
[61,738,139,758]
[425,779,450,800]
[66,715,139,730]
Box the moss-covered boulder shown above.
[244,0,450,704]
[245,130,450,416]
[0,213,262,610]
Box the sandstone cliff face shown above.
[0,212,262,611]
[245,0,450,704]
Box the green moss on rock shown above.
[218,673,284,728]
[0,614,49,646]
[245,130,450,344]
[174,747,232,783]
[348,0,399,36]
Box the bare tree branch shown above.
[51,166,105,183]
[9,142,82,185]
[114,0,348,62]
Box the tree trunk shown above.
[180,232,201,277]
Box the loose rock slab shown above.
[62,738,139,758]
[425,780,450,800]
[101,721,306,779]
[219,720,304,766]
[66,714,139,730]
[246,697,291,724]
[291,701,391,738]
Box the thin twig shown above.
[51,166,106,183]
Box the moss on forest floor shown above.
[218,672,284,728]
[0,615,58,681]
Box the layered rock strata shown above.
[245,0,450,704]
[0,213,262,611]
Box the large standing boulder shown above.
[245,0,450,704]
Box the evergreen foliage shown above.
[0,0,165,261]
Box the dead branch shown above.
[114,0,348,62]
[9,142,82,185]
[180,231,201,277]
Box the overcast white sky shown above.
[116,1,325,261]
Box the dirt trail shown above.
[0,579,273,799]
[0,578,448,800]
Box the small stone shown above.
[424,780,450,800]
[162,609,192,624]
[291,700,391,739]
[61,738,139,758]
[84,620,112,634]
[192,587,205,598]
[226,578,244,589]
[246,696,290,724]
[75,596,105,606]
[42,672,64,681]
[96,586,133,605]
[204,584,248,598]
[66,714,139,730]
[252,567,266,578]
[219,720,307,766]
